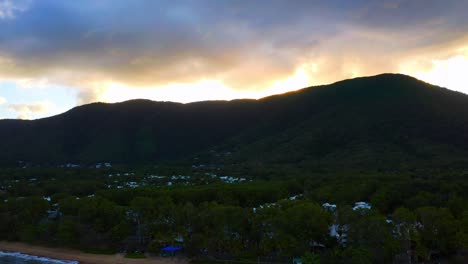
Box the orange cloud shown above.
[0,0,468,110]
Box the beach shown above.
[0,242,188,264]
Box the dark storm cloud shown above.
[0,0,468,103]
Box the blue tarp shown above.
[162,246,181,251]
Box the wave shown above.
[0,251,79,264]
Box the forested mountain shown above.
[1,74,468,263]
[1,73,468,169]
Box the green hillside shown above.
[1,74,468,170]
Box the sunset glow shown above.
[99,67,312,104]
[403,54,468,94]
[1,1,468,119]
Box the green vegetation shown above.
[0,74,467,263]
[0,166,466,263]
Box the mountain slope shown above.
[226,75,468,170]
[1,74,468,169]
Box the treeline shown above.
[0,170,467,263]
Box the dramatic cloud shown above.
[0,0,468,118]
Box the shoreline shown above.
[0,242,188,264]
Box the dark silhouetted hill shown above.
[1,74,468,170]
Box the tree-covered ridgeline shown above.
[3,74,468,172]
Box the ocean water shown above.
[0,251,78,264]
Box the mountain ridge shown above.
[2,73,437,122]
[1,73,468,170]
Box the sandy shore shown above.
[0,241,189,264]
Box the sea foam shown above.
[0,251,79,264]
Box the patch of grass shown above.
[125,253,147,259]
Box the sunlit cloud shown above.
[0,1,468,119]
[97,66,312,104]
[399,44,468,94]
[7,101,54,119]
[0,96,6,105]
[406,55,468,94]
[260,67,311,97]
[100,80,236,104]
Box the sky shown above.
[0,0,468,119]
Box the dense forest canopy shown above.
[0,166,466,263]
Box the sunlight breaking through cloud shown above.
[414,55,468,93]
[98,67,312,104]
[1,1,468,119]
[401,53,468,94]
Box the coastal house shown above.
[353,201,371,211]
[322,202,337,213]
